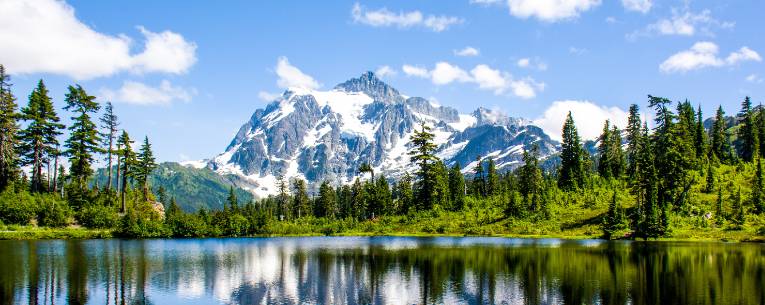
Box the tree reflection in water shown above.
[0,237,763,305]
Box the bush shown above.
[0,189,38,225]
[77,204,119,229]
[37,197,72,227]
[167,214,208,237]
[116,210,167,238]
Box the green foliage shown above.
[63,85,101,185]
[19,80,64,192]
[36,196,72,227]
[0,188,37,224]
[0,65,20,192]
[77,204,119,229]
[116,208,167,238]
[558,112,586,190]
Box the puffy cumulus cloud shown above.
[351,2,462,32]
[401,62,545,99]
[402,64,431,78]
[534,100,628,141]
[275,56,321,89]
[100,80,195,106]
[659,42,761,73]
[0,0,197,80]
[621,0,652,13]
[516,57,548,70]
[628,9,734,40]
[375,65,397,78]
[506,0,602,22]
[454,46,480,57]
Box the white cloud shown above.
[660,42,761,73]
[375,65,397,78]
[351,2,462,32]
[403,62,544,99]
[534,100,628,141]
[621,0,652,13]
[101,80,195,106]
[746,74,764,84]
[628,9,734,40]
[0,0,197,80]
[275,56,320,89]
[506,0,602,22]
[516,57,547,70]
[569,46,588,55]
[454,46,480,57]
[470,0,503,5]
[258,91,281,101]
[402,64,431,78]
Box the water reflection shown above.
[0,237,763,305]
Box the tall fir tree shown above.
[395,173,414,214]
[408,123,439,210]
[116,130,136,213]
[558,112,585,190]
[608,125,625,178]
[0,65,20,190]
[758,106,765,159]
[732,187,744,227]
[694,105,707,161]
[291,179,310,218]
[597,120,613,178]
[753,158,764,214]
[19,80,64,192]
[737,96,759,162]
[519,144,542,211]
[625,104,642,181]
[317,181,336,218]
[472,155,485,197]
[486,158,500,196]
[63,85,102,187]
[448,163,465,211]
[710,106,732,163]
[99,101,119,191]
[135,136,157,200]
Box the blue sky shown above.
[1,0,763,162]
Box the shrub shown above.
[37,197,72,227]
[167,214,208,237]
[0,189,38,225]
[78,204,120,229]
[116,210,167,238]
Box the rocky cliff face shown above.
[208,72,558,196]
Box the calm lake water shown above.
[0,237,763,305]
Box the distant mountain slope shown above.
[93,162,253,212]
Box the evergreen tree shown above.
[375,176,392,216]
[732,187,744,227]
[715,187,725,226]
[603,192,624,239]
[63,85,102,187]
[705,162,716,193]
[753,158,764,214]
[99,101,119,191]
[135,136,157,200]
[519,144,542,211]
[597,120,613,178]
[710,106,731,163]
[317,181,336,218]
[758,106,765,159]
[558,112,585,190]
[275,174,289,220]
[351,178,367,219]
[116,131,136,213]
[395,173,414,214]
[448,163,465,211]
[486,158,500,196]
[472,155,485,197]
[358,162,374,182]
[408,123,439,210]
[432,161,451,209]
[649,95,691,216]
[0,65,20,190]
[19,80,64,192]
[608,125,625,177]
[737,96,759,162]
[291,179,310,218]
[625,104,642,180]
[226,186,239,212]
[694,105,707,161]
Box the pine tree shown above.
[99,101,119,191]
[626,104,642,180]
[558,112,585,190]
[317,181,336,218]
[358,162,374,182]
[116,131,136,213]
[291,179,310,218]
[486,158,500,196]
[135,136,157,200]
[737,96,759,162]
[705,163,715,193]
[732,187,744,227]
[275,174,289,220]
[758,106,765,159]
[448,163,465,210]
[694,105,707,161]
[408,123,439,210]
[63,85,102,187]
[395,173,414,214]
[0,65,20,190]
[597,120,613,178]
[375,176,392,216]
[226,186,239,212]
[472,155,485,197]
[710,106,731,163]
[603,192,623,239]
[715,187,725,226]
[753,158,764,214]
[432,161,451,209]
[649,95,691,216]
[19,80,64,192]
[519,144,542,211]
[609,125,625,177]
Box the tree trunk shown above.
[52,155,58,193]
[106,140,113,191]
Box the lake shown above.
[0,237,763,305]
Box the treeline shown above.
[0,65,161,236]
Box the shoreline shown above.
[2,226,763,243]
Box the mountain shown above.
[202,72,559,197]
[93,162,253,212]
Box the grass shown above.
[0,225,113,240]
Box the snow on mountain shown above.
[208,72,558,197]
